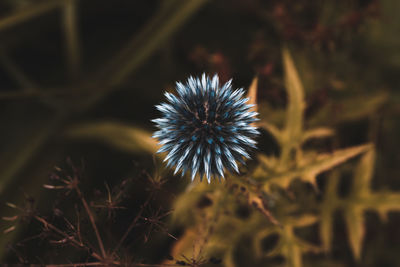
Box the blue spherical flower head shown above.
[152,74,260,182]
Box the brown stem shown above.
[34,216,103,262]
[75,186,107,259]
[112,194,153,255]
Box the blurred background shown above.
[0,0,399,266]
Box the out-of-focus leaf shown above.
[171,190,205,225]
[320,148,400,260]
[258,121,282,144]
[62,0,81,79]
[344,148,400,259]
[257,154,278,171]
[65,122,158,155]
[258,104,286,128]
[279,48,306,167]
[344,205,365,260]
[254,215,320,267]
[282,48,305,140]
[320,171,341,252]
[246,76,258,113]
[366,193,400,221]
[344,148,374,260]
[263,144,372,191]
[302,128,334,143]
[352,148,375,197]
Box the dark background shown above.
[0,0,399,266]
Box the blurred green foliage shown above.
[0,0,399,266]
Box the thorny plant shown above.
[166,49,400,267]
[1,47,399,267]
[2,159,219,266]
[0,1,396,266]
[2,48,399,267]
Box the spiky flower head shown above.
[152,74,259,182]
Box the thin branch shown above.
[0,0,64,32]
[34,216,103,262]
[112,194,153,255]
[74,186,107,259]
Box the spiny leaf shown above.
[254,215,320,267]
[344,148,400,259]
[280,48,306,167]
[343,148,375,260]
[365,193,400,221]
[65,121,158,155]
[320,147,400,260]
[263,144,372,191]
[320,171,341,252]
[351,147,375,197]
[282,47,305,141]
[344,205,365,260]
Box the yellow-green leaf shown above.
[264,144,372,191]
[282,47,305,146]
[344,205,365,260]
[302,128,334,143]
[351,147,375,197]
[279,48,306,168]
[257,215,320,267]
[320,171,341,252]
[65,121,158,155]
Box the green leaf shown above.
[282,48,305,141]
[320,147,400,260]
[344,205,365,260]
[351,148,375,197]
[343,148,374,260]
[254,215,320,267]
[344,148,400,259]
[65,121,158,155]
[279,48,306,168]
[320,171,341,252]
[263,144,372,191]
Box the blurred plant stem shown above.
[62,0,81,80]
[0,0,63,32]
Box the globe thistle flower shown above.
[152,74,259,182]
